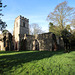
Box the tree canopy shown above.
[47,1,75,30]
[47,1,75,50]
[0,0,7,31]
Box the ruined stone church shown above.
[0,15,64,51]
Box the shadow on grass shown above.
[0,50,64,74]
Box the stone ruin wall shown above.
[0,34,4,51]
[36,33,53,51]
[0,33,14,51]
[23,34,35,50]
[56,36,64,49]
[23,32,63,51]
[0,32,64,51]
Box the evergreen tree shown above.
[0,0,7,31]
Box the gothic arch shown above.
[32,39,39,51]
[52,34,57,51]
[20,39,27,50]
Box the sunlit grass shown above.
[0,50,75,75]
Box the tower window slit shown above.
[23,22,25,27]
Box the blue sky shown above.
[1,0,75,33]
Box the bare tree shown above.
[71,15,75,28]
[29,23,44,35]
[47,1,75,30]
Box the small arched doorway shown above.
[52,34,57,51]
[33,39,39,51]
[20,39,27,50]
[24,39,27,50]
[15,42,17,50]
[3,36,6,47]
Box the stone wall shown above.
[56,36,64,50]
[0,33,13,51]
[13,15,29,50]
[0,41,5,51]
[22,34,35,50]
[21,32,58,51]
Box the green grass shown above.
[0,50,75,75]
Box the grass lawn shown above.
[0,50,75,75]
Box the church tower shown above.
[13,15,29,50]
